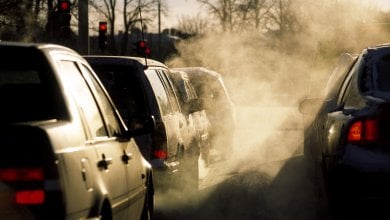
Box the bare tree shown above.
[265,0,298,36]
[120,0,160,55]
[89,0,118,54]
[249,0,274,29]
[198,0,239,31]
[177,13,210,35]
[0,0,46,41]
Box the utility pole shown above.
[78,0,89,54]
[158,0,161,60]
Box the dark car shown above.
[300,45,390,216]
[84,56,200,190]
[0,42,154,219]
[173,67,236,160]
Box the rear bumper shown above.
[341,145,390,173]
[151,159,182,191]
[150,158,180,174]
[330,145,390,200]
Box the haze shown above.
[163,0,390,188]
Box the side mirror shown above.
[298,98,323,115]
[127,115,156,136]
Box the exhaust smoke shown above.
[154,1,390,219]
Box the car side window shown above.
[336,66,355,106]
[324,54,358,101]
[79,64,122,137]
[158,70,180,112]
[59,60,108,139]
[145,69,172,116]
[185,79,198,101]
[342,71,366,108]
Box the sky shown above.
[162,0,202,29]
[362,0,390,9]
[161,0,390,29]
[151,0,390,33]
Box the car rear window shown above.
[87,63,148,123]
[376,54,390,91]
[0,47,61,122]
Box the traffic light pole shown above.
[78,0,89,55]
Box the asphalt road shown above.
[153,104,390,220]
[153,153,332,220]
[152,105,329,220]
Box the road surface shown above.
[153,105,331,219]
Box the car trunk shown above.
[0,124,64,219]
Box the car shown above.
[300,44,390,215]
[167,70,211,166]
[0,42,154,219]
[84,56,200,190]
[173,67,236,160]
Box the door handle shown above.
[122,150,133,164]
[97,154,113,170]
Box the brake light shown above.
[16,190,45,205]
[347,118,378,144]
[0,168,45,205]
[0,168,44,182]
[153,150,167,159]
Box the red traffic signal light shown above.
[58,0,70,13]
[98,22,108,50]
[135,40,151,57]
[138,41,146,48]
[99,22,107,32]
[57,0,71,37]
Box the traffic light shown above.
[57,0,71,36]
[135,40,151,57]
[98,21,108,50]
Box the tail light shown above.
[347,118,378,144]
[0,168,45,205]
[0,168,44,182]
[153,149,167,159]
[16,190,45,204]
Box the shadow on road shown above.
[153,155,331,220]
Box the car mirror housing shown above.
[126,115,156,136]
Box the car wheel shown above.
[99,201,112,220]
[141,172,154,220]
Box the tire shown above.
[141,172,154,220]
[99,201,112,220]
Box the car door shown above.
[145,69,180,159]
[158,69,188,150]
[59,60,129,219]
[54,58,104,218]
[79,63,146,219]
[310,54,359,158]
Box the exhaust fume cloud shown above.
[155,0,390,218]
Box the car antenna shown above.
[138,3,148,69]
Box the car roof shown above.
[84,55,168,69]
[172,67,222,79]
[0,41,79,54]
